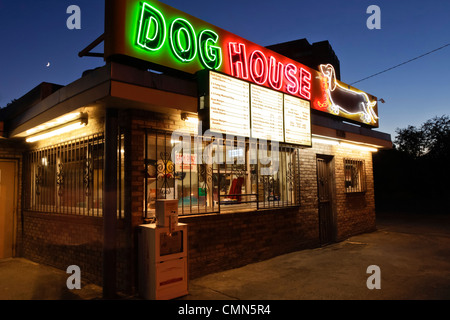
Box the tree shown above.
[394,115,450,160]
[375,115,450,213]
[394,125,426,158]
[421,115,450,160]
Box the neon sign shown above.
[136,3,166,52]
[105,0,379,127]
[228,43,312,100]
[136,2,221,70]
[316,64,378,125]
[199,30,222,70]
[132,1,312,99]
[228,42,248,79]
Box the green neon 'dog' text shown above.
[135,2,222,69]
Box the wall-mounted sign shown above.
[175,153,197,172]
[105,0,312,101]
[105,0,379,127]
[209,72,250,137]
[250,85,284,142]
[284,95,312,146]
[313,64,379,127]
[201,71,312,147]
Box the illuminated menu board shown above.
[250,85,284,142]
[206,71,312,147]
[209,72,250,137]
[284,95,312,146]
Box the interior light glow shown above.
[26,121,86,143]
[340,142,378,152]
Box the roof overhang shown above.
[5,61,392,151]
[7,62,198,139]
[311,111,392,149]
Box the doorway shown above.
[316,155,335,245]
[0,160,18,259]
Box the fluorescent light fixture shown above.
[25,112,82,136]
[26,121,87,143]
[312,137,339,146]
[181,112,199,124]
[340,142,378,152]
[312,135,379,152]
[185,117,199,124]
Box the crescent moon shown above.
[46,62,51,67]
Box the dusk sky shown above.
[1,0,449,139]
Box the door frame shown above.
[316,155,337,245]
[0,159,19,259]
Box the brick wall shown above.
[180,207,319,279]
[17,112,133,292]
[22,211,103,284]
[21,211,130,291]
[334,145,376,240]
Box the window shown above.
[24,132,125,217]
[144,129,301,218]
[344,159,366,193]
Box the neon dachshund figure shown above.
[319,64,378,125]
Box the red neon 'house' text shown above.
[228,42,311,100]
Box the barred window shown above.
[24,132,125,218]
[144,129,301,218]
[344,159,366,193]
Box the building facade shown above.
[0,0,391,296]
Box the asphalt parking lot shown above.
[1,211,449,300]
[183,211,450,300]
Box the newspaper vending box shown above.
[138,200,188,300]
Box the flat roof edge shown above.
[312,112,392,143]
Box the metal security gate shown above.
[316,156,334,245]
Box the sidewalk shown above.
[0,258,103,300]
[1,211,450,300]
